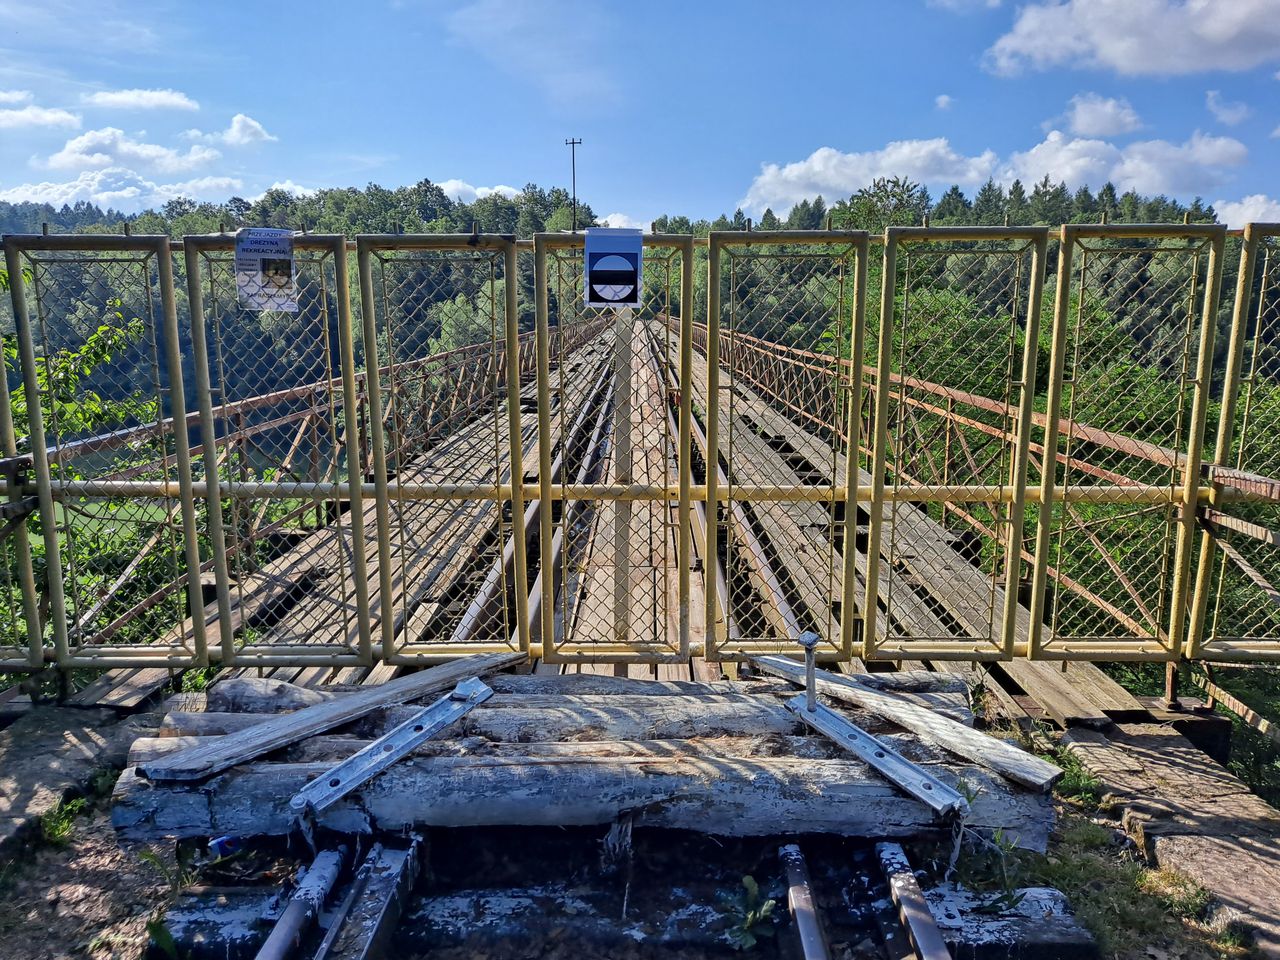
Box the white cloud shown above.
[1213,194,1280,227]
[739,141,999,213]
[46,127,220,173]
[0,89,32,104]
[82,88,199,111]
[600,212,647,229]
[445,0,617,107]
[0,167,241,211]
[249,180,316,202]
[1006,129,1247,194]
[437,179,520,203]
[1064,93,1140,136]
[183,113,276,146]
[1109,131,1247,193]
[744,129,1248,215]
[1005,130,1119,186]
[935,94,954,110]
[0,104,80,129]
[1206,90,1250,126]
[988,0,1280,76]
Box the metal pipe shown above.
[254,848,346,960]
[1028,225,1076,657]
[861,228,898,655]
[1166,226,1227,659]
[355,237,397,657]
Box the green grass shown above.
[944,811,1253,960]
[39,796,87,847]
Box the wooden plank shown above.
[753,656,1061,792]
[67,667,173,709]
[137,652,522,781]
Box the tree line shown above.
[0,173,1222,241]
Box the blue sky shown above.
[3,0,1280,226]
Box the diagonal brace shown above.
[291,677,492,816]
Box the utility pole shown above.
[564,137,582,233]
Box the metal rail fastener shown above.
[290,677,492,815]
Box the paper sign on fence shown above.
[235,228,298,313]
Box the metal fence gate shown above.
[705,231,868,661]
[533,233,694,663]
[5,222,1280,670]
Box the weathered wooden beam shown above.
[154,693,803,744]
[138,653,523,782]
[129,733,870,766]
[113,753,1052,848]
[753,656,1061,792]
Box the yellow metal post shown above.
[355,237,396,660]
[1166,226,1227,658]
[503,240,531,654]
[1001,229,1050,657]
[0,254,43,668]
[705,235,725,656]
[676,236,695,657]
[861,229,899,657]
[329,237,374,663]
[182,237,236,663]
[534,235,555,656]
[1028,226,1076,657]
[840,235,870,660]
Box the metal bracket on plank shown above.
[784,695,968,818]
[290,677,492,816]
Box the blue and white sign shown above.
[584,227,643,308]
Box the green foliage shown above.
[39,796,87,846]
[179,666,219,693]
[144,918,182,960]
[5,307,156,442]
[717,874,778,951]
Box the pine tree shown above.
[932,185,972,224]
[1006,180,1030,225]
[972,179,1005,225]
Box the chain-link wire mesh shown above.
[1196,230,1280,659]
[541,242,685,662]
[8,241,204,664]
[363,241,527,661]
[867,233,1043,660]
[1034,229,1221,658]
[706,235,862,660]
[194,239,367,665]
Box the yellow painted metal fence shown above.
[2,224,1278,670]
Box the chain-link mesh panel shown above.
[541,242,684,663]
[706,235,862,661]
[8,243,204,664]
[193,240,367,665]
[1034,229,1221,658]
[364,241,528,661]
[0,270,41,667]
[867,233,1044,660]
[1197,230,1280,660]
